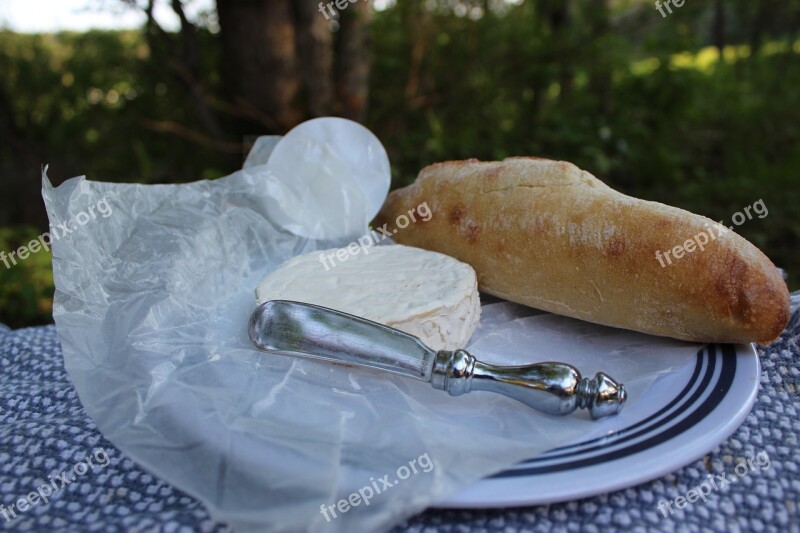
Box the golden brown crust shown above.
[376,157,790,344]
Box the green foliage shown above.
[1,1,799,327]
[0,227,54,329]
[0,29,231,184]
[368,2,800,292]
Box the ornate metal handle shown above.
[430,350,627,419]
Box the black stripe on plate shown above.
[510,347,714,467]
[492,344,736,477]
[532,349,706,459]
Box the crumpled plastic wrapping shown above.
[43,121,702,532]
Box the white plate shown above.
[438,343,759,508]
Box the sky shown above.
[0,0,214,33]
[0,0,397,33]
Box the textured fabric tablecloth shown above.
[1,294,798,532]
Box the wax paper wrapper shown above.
[43,119,702,532]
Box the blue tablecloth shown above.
[1,294,798,532]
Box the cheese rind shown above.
[255,244,481,350]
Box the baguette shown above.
[376,157,790,344]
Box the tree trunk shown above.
[712,0,725,57]
[402,0,429,106]
[170,0,225,141]
[548,0,573,99]
[336,0,371,122]
[217,0,301,133]
[749,0,769,54]
[293,0,334,117]
[587,0,611,114]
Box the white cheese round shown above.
[255,244,481,351]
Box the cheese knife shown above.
[248,300,626,419]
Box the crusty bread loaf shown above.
[376,157,790,344]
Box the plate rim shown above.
[436,342,759,508]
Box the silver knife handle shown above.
[430,350,626,419]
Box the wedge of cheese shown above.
[255,244,481,351]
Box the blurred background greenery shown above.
[1,0,799,328]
